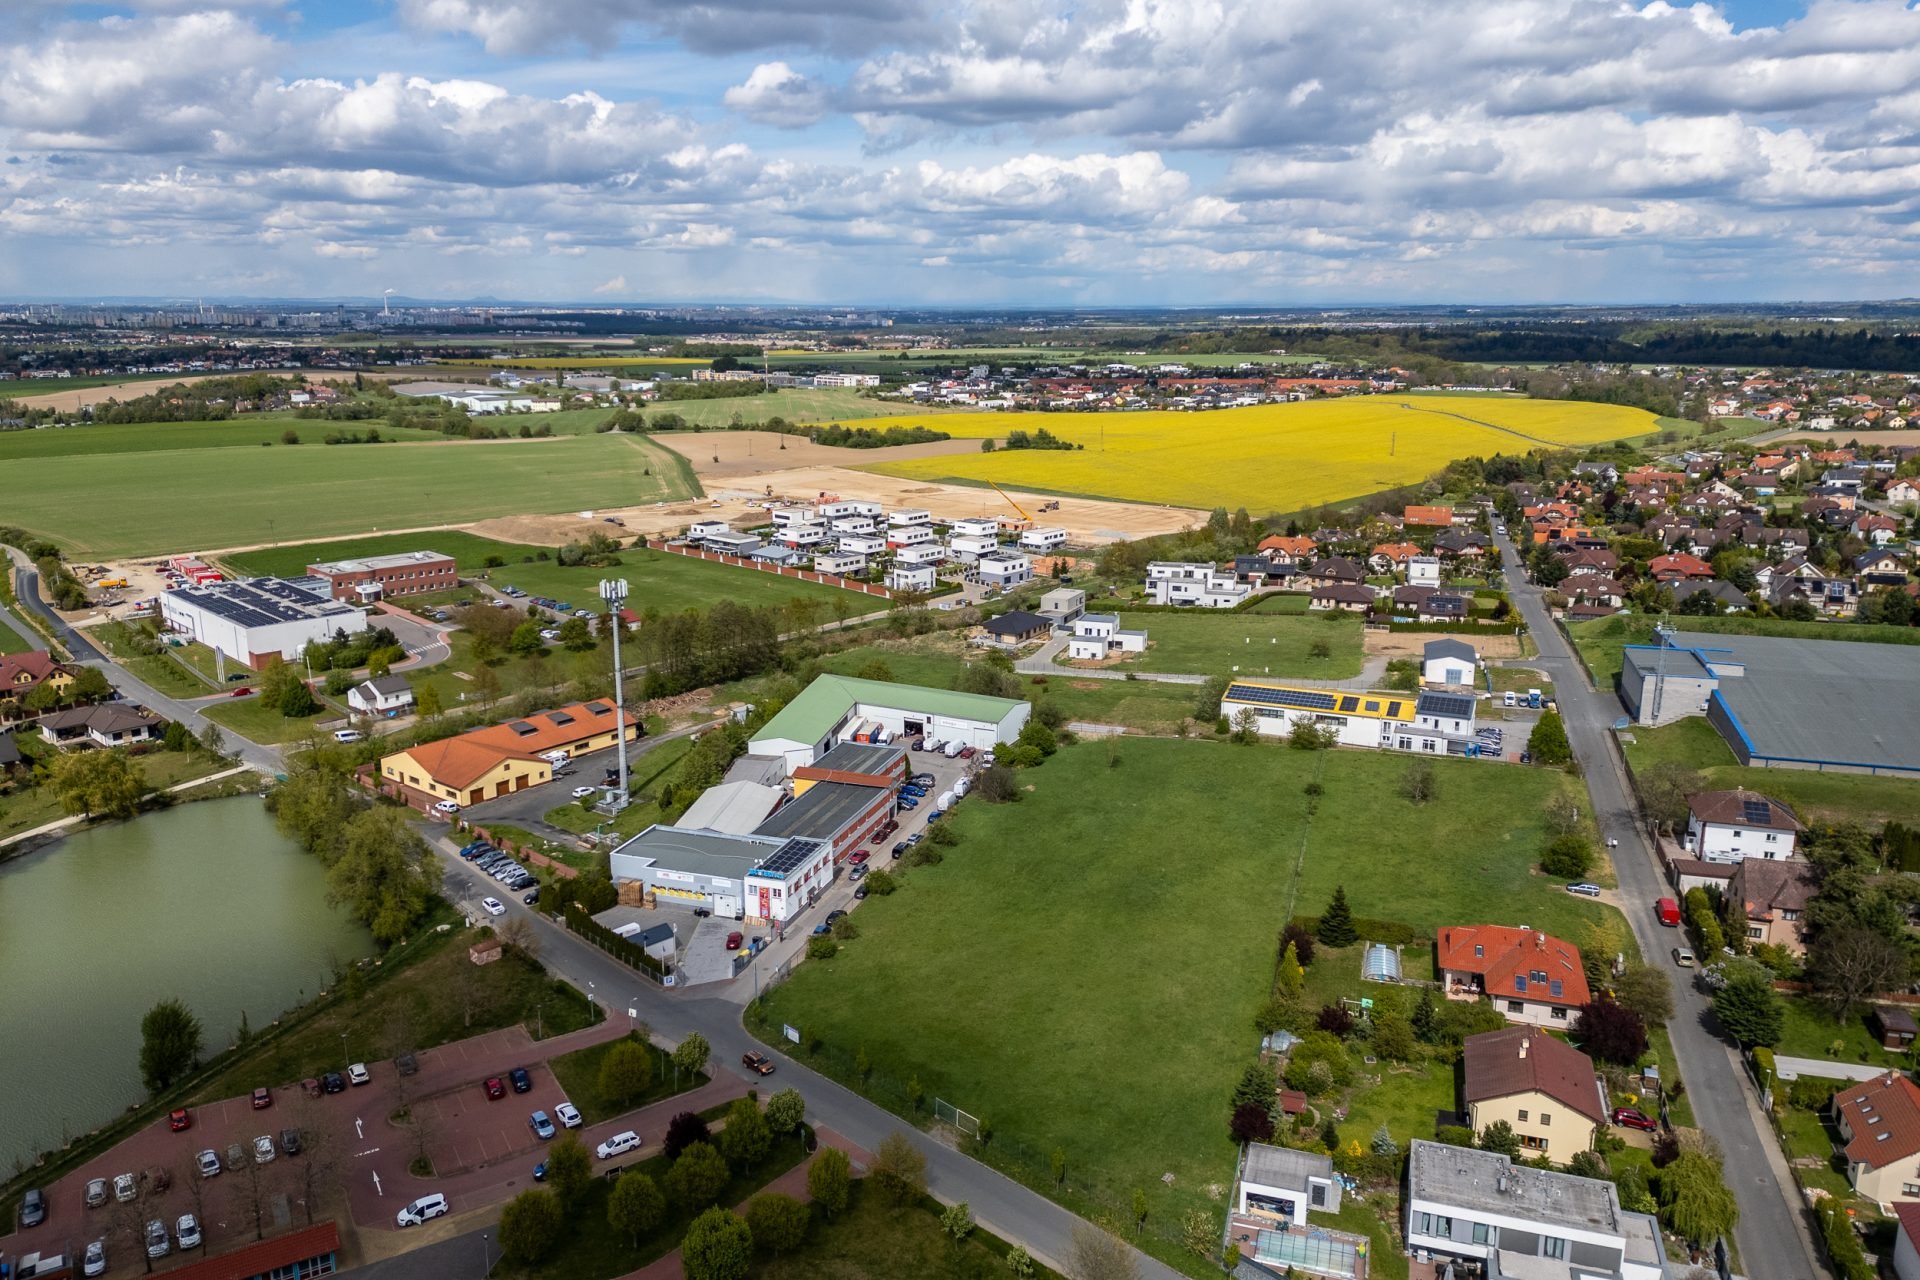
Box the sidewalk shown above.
[616,1127,874,1280]
[0,763,254,850]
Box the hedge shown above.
[1293,913,1428,947]
[1819,1203,1875,1280]
[564,902,667,978]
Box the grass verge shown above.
[546,1030,710,1126]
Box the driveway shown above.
[461,719,727,842]
[1494,528,1820,1280]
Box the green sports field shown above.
[754,737,1605,1231]
[3,434,697,558]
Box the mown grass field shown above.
[1568,612,1920,689]
[754,738,1603,1230]
[3,433,697,557]
[859,397,1656,511]
[1622,716,1920,828]
[0,418,446,459]
[1108,609,1363,677]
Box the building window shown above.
[1521,1135,1547,1150]
[1517,1110,1528,1122]
[1416,1213,1453,1238]
[1550,1006,1569,1021]
[1309,1182,1326,1207]
[1471,1222,1497,1246]
[1507,1000,1524,1014]
[1542,1236,1567,1260]
[1540,1112,1551,1125]
[1905,1183,1920,1197]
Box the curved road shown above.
[1493,529,1819,1280]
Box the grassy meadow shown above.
[860,396,1656,511]
[1107,609,1364,677]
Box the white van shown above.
[1502,692,1517,708]
[943,741,964,759]
[396,1193,448,1227]
[596,1131,642,1160]
[332,729,365,743]
[541,749,571,766]
[953,776,971,798]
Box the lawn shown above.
[1775,997,1914,1071]
[1105,610,1364,678]
[759,1182,1066,1280]
[1622,718,1920,827]
[189,910,597,1104]
[542,735,697,839]
[87,621,219,698]
[496,1127,811,1280]
[1568,613,1920,691]
[0,746,229,841]
[0,610,37,654]
[751,738,1609,1235]
[220,529,543,579]
[544,1030,708,1125]
[203,695,332,745]
[1242,593,1312,615]
[0,418,446,460]
[3,433,698,557]
[860,397,1655,512]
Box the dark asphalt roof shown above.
[753,780,888,841]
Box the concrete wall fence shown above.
[647,539,893,598]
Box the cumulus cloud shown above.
[724,62,829,127]
[396,0,934,56]
[592,273,628,292]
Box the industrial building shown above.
[159,577,367,670]
[609,827,833,923]
[1621,629,1920,775]
[1219,682,1477,754]
[748,674,1028,774]
[377,700,638,808]
[305,550,456,602]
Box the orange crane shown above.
[988,480,1034,528]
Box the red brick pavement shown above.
[615,1128,872,1280]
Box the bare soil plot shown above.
[655,429,984,478]
[1363,628,1524,658]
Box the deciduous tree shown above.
[872,1131,928,1205]
[50,748,146,820]
[1527,711,1572,765]
[607,1172,664,1247]
[806,1146,850,1217]
[764,1087,805,1135]
[665,1141,729,1211]
[681,1206,752,1280]
[139,998,202,1094]
[1573,1000,1649,1065]
[718,1096,771,1170]
[598,1039,654,1109]
[498,1188,565,1265]
[1067,1223,1139,1280]
[1658,1151,1739,1245]
[1808,926,1911,1021]
[745,1191,812,1255]
[1711,959,1784,1047]
[544,1135,592,1209]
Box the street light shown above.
[599,578,633,810]
[481,1231,490,1277]
[340,1033,350,1071]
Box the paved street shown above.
[1493,528,1819,1280]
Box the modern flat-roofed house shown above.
[1067,613,1147,661]
[1437,925,1590,1027]
[1835,1072,1920,1211]
[699,530,763,556]
[976,553,1032,588]
[947,533,1001,562]
[349,674,415,717]
[1463,1027,1607,1157]
[1233,1142,1341,1227]
[1684,789,1803,862]
[1145,561,1248,608]
[1404,1140,1668,1280]
[885,564,937,593]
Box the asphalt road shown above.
[428,834,1182,1280]
[1493,528,1819,1280]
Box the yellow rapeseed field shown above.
[444,356,708,368]
[858,395,1656,511]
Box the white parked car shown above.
[113,1172,137,1203]
[176,1213,202,1249]
[253,1135,276,1164]
[145,1220,170,1259]
[434,800,461,814]
[83,1239,107,1278]
[596,1130,642,1159]
[555,1102,582,1129]
[195,1149,221,1179]
[347,1062,371,1086]
[481,897,506,916]
[570,786,597,799]
[332,729,365,743]
[396,1193,449,1228]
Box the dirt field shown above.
[8,369,412,412]
[657,431,1205,545]
[1363,629,1524,658]
[1759,429,1920,448]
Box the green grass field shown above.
[1107,610,1363,677]
[760,1184,1065,1280]
[0,610,34,654]
[1623,717,1920,827]
[544,1030,705,1125]
[86,621,218,698]
[4,434,697,557]
[0,748,229,842]
[0,418,447,459]
[754,738,1604,1229]
[644,387,941,426]
[202,695,332,745]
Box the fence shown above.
[564,902,669,983]
[645,539,893,598]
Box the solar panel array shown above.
[172,577,356,630]
[1418,692,1476,720]
[1225,684,1336,711]
[1743,799,1773,824]
[757,837,825,877]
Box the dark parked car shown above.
[891,842,909,860]
[854,884,869,899]
[509,1067,532,1093]
[395,1053,419,1076]
[20,1187,47,1228]
[280,1128,303,1156]
[322,1072,346,1094]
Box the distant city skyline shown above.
[1,1,1913,306]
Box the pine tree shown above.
[1317,886,1358,948]
[1276,942,1305,996]
[1412,985,1440,1043]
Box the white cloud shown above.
[724,62,829,127]
[592,273,628,292]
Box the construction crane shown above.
[988,479,1034,525]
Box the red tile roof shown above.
[1437,925,1590,1009]
[1404,505,1454,526]
[1895,1200,1920,1248]
[1837,1072,1920,1169]
[165,1222,339,1280]
[394,700,637,790]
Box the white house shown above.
[895,543,947,567]
[885,564,937,593]
[348,675,415,717]
[888,508,933,528]
[1408,555,1442,587]
[887,524,937,548]
[1892,1201,1920,1280]
[831,516,880,535]
[1234,1143,1340,1227]
[1888,479,1920,510]
[1018,527,1069,552]
[1413,691,1476,738]
[975,553,1032,588]
[687,520,731,541]
[1684,789,1804,863]
[770,506,817,527]
[838,535,888,557]
[1145,562,1248,608]
[1066,613,1148,661]
[1422,638,1478,687]
[948,517,1000,538]
[819,500,882,519]
[777,525,830,549]
[947,533,1001,562]
[812,552,866,576]
[1219,681,1437,751]
[1404,1141,1668,1280]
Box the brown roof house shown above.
[1726,859,1817,956]
[39,703,165,750]
[1463,1027,1608,1158]
[1836,1072,1920,1210]
[1438,925,1591,1027]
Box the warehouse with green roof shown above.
[749,674,1030,774]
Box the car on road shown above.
[1565,882,1602,897]
[484,1077,506,1100]
[195,1150,221,1179]
[555,1102,582,1129]
[251,1086,272,1110]
[726,930,744,950]
[434,800,461,815]
[596,1131,642,1159]
[253,1135,276,1164]
[854,884,869,899]
[1611,1107,1658,1132]
[906,832,923,846]
[529,1110,556,1140]
[347,1062,371,1086]
[280,1128,302,1156]
[85,1177,108,1208]
[1671,947,1696,967]
[145,1219,170,1259]
[742,1051,775,1076]
[176,1213,201,1249]
[850,863,868,881]
[481,896,506,916]
[510,1067,532,1093]
[811,923,831,937]
[571,785,598,799]
[113,1173,137,1203]
[168,1108,192,1132]
[891,841,908,859]
[229,687,252,697]
[848,850,870,865]
[396,1194,449,1228]
[20,1187,46,1227]
[322,1072,346,1094]
[83,1239,106,1277]
[333,729,365,743]
[532,1160,547,1181]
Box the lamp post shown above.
[481,1231,490,1277]
[599,577,632,809]
[340,1033,349,1072]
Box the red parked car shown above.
[251,1087,272,1110]
[484,1077,506,1100]
[230,687,253,698]
[168,1109,192,1132]
[1611,1107,1657,1132]
[848,850,870,866]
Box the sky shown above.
[2,0,1918,306]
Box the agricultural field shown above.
[2,433,696,558]
[1101,609,1363,677]
[860,397,1657,511]
[640,387,946,426]
[0,418,447,460]
[754,737,1604,1236]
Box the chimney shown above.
[1536,931,1546,950]
[1519,1037,1529,1059]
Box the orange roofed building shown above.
[379,699,639,809]
[1437,925,1590,1028]
[1404,504,1454,527]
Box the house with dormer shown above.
[1437,925,1590,1028]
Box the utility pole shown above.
[599,578,632,809]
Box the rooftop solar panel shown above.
[1417,692,1476,720]
[756,837,825,877]
[1226,684,1336,711]
[1338,696,1359,712]
[1743,799,1772,824]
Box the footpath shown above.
[0,763,254,852]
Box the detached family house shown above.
[1066,614,1147,661]
[1463,1027,1607,1158]
[349,675,416,718]
[1684,789,1802,863]
[1438,925,1590,1027]
[1835,1072,1920,1211]
[40,703,165,749]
